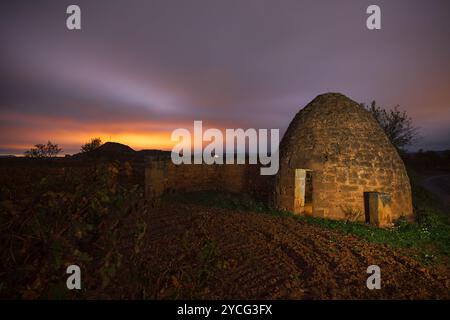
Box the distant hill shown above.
[404,149,450,173]
[71,142,170,161]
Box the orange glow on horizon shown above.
[0,111,235,154]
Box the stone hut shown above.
[274,93,413,226]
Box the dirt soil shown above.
[91,203,450,300]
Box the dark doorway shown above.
[363,192,371,223]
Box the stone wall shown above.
[145,155,274,205]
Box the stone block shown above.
[364,192,393,227]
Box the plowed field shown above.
[92,203,450,299]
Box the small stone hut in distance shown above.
[274,93,413,226]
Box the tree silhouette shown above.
[80,137,102,153]
[24,141,62,158]
[362,101,419,151]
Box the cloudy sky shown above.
[1,0,449,155]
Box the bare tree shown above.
[80,137,102,153]
[361,101,419,151]
[24,141,62,158]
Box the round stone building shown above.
[274,93,413,226]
